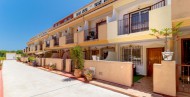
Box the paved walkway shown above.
[2,60,129,97]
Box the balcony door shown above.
[130,8,149,33]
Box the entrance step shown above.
[90,80,152,97]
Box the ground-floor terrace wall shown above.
[45,58,64,71]
[82,39,173,76]
[84,60,133,87]
[20,57,28,63]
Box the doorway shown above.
[181,38,190,75]
[147,47,164,76]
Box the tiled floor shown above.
[132,77,153,93]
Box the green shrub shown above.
[28,56,36,62]
[70,46,84,70]
[17,57,21,61]
[0,57,5,61]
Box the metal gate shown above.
[177,65,190,93]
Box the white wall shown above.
[89,12,112,28]
[6,53,17,60]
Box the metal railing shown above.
[151,0,165,10]
[118,14,149,35]
[118,18,130,35]
[84,27,98,41]
[66,34,74,44]
[177,65,190,93]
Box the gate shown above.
[177,65,190,93]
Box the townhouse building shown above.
[23,0,172,76]
[22,0,190,95]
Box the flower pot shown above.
[49,67,53,71]
[74,69,82,78]
[86,75,93,81]
[162,52,173,61]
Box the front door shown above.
[147,48,164,76]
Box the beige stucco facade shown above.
[153,61,176,96]
[84,60,133,87]
[45,58,63,71]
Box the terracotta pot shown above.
[86,76,92,81]
[46,66,49,69]
[49,67,53,71]
[0,66,2,70]
[29,62,33,66]
[74,69,82,78]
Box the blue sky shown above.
[0,0,92,50]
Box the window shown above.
[122,45,143,66]
[131,9,149,33]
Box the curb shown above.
[0,70,3,97]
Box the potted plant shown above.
[70,46,84,78]
[42,64,46,68]
[84,69,93,81]
[45,64,50,69]
[16,57,21,62]
[150,22,183,61]
[0,63,2,70]
[49,63,56,71]
[28,56,36,65]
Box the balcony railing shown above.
[84,28,98,41]
[151,0,165,10]
[66,34,74,44]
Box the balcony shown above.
[53,37,59,46]
[46,42,50,48]
[35,46,38,51]
[39,45,43,51]
[66,33,74,44]
[84,28,98,41]
[107,0,170,43]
